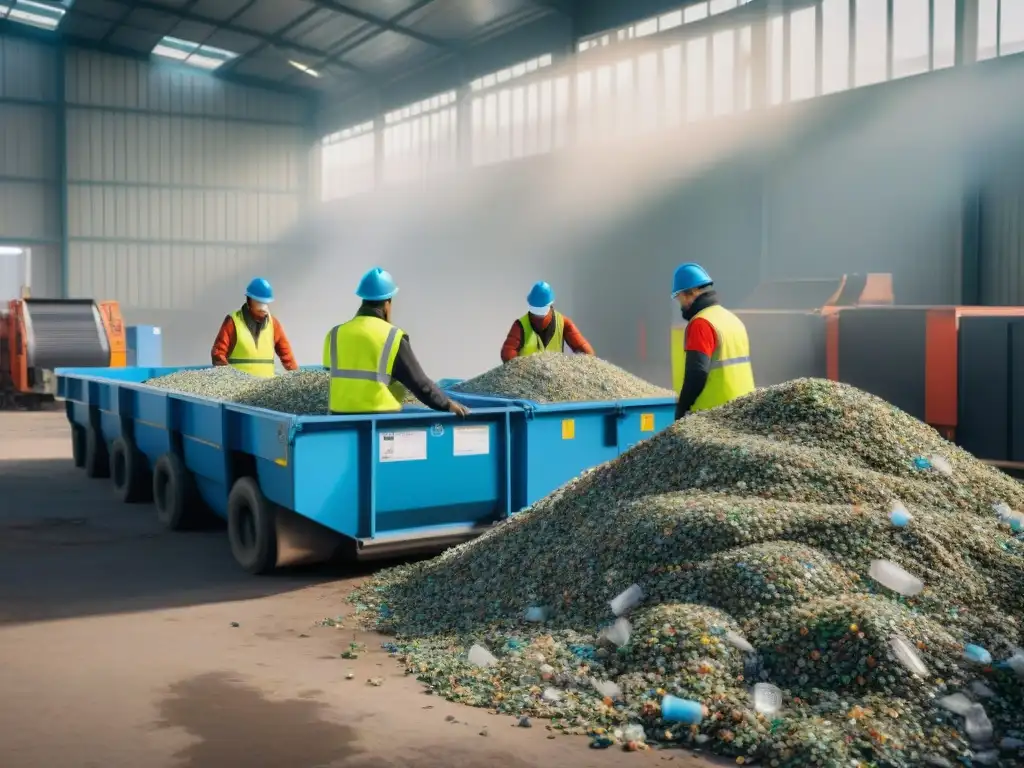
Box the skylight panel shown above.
[0,0,68,31]
[152,35,238,71]
[289,60,320,78]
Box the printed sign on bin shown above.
[640,413,655,432]
[379,430,427,462]
[561,419,575,440]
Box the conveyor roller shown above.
[23,300,110,370]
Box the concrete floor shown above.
[0,410,714,768]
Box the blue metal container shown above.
[445,391,677,510]
[126,325,163,367]
[57,366,516,569]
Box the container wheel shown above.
[110,436,153,504]
[227,477,278,575]
[153,453,201,530]
[70,425,86,468]
[83,426,109,479]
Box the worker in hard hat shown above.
[500,281,595,362]
[323,267,469,416]
[670,263,755,419]
[211,277,298,377]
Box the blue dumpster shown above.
[442,391,677,510]
[57,366,515,573]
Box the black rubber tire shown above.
[227,477,278,575]
[111,436,152,504]
[71,424,86,468]
[83,425,109,479]
[153,453,200,531]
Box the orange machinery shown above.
[0,298,126,410]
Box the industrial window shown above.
[768,15,784,106]
[737,26,753,111]
[821,0,851,95]
[576,0,753,52]
[979,0,1024,59]
[320,122,375,202]
[471,55,566,165]
[892,0,929,79]
[382,91,458,185]
[789,6,818,102]
[854,0,887,87]
[662,44,683,127]
[152,35,238,71]
[686,36,708,121]
[933,0,956,69]
[1003,0,1024,56]
[636,51,660,133]
[0,0,67,31]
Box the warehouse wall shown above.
[63,49,311,364]
[0,36,61,298]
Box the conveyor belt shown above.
[23,299,110,370]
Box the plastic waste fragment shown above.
[539,663,554,680]
[542,687,562,702]
[1000,737,1024,749]
[661,695,704,724]
[936,693,974,716]
[524,606,549,622]
[964,703,994,744]
[993,501,1024,532]
[888,500,913,527]
[592,678,622,700]
[623,724,646,743]
[609,584,644,616]
[468,643,497,668]
[889,634,930,677]
[968,681,996,699]
[963,644,993,665]
[725,630,755,654]
[869,559,924,596]
[923,756,954,767]
[929,455,953,476]
[973,750,999,765]
[913,456,933,470]
[1004,649,1024,678]
[600,618,631,647]
[752,683,783,715]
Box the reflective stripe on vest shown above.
[324,316,406,414]
[228,310,275,378]
[519,311,565,356]
[671,304,755,412]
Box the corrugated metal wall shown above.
[64,50,309,321]
[0,36,61,297]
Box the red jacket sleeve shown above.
[273,320,299,371]
[562,316,594,355]
[500,320,524,362]
[684,317,717,357]
[211,316,235,366]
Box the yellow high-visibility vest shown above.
[519,311,564,356]
[228,310,275,378]
[323,315,406,414]
[671,304,755,412]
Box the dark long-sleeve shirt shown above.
[343,307,450,412]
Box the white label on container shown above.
[379,430,427,462]
[453,425,490,456]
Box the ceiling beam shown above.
[312,0,443,72]
[308,0,454,50]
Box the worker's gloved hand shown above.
[448,400,470,418]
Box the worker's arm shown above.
[675,318,717,419]
[391,335,451,412]
[210,316,235,366]
[562,316,595,355]
[500,320,524,363]
[272,319,299,371]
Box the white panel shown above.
[0,36,58,102]
[0,104,57,179]
[0,182,60,239]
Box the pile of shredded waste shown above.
[349,379,1024,766]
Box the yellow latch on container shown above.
[640,413,655,432]
[561,419,575,440]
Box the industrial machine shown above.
[0,298,127,409]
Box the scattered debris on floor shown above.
[348,379,1024,765]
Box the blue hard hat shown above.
[245,277,274,303]
[526,281,555,309]
[671,263,713,297]
[356,267,399,301]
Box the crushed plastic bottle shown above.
[964,644,993,665]
[936,693,975,716]
[890,633,930,677]
[929,454,953,476]
[725,630,755,654]
[888,500,913,528]
[752,683,783,715]
[524,606,549,623]
[622,724,646,743]
[539,663,555,680]
[609,584,644,616]
[468,643,497,668]
[913,456,933,471]
[542,687,562,703]
[869,559,924,596]
[592,678,622,700]
[601,617,632,647]
[965,703,994,744]
[968,681,996,699]
[994,501,1024,532]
